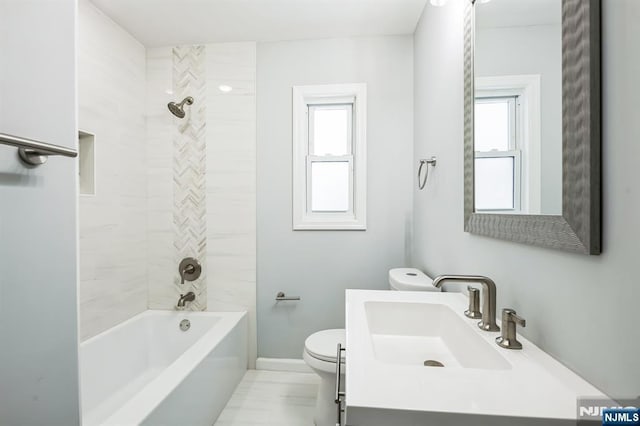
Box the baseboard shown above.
[256,357,313,373]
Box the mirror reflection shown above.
[474,0,562,215]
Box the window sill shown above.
[293,219,367,231]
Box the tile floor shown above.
[214,370,319,425]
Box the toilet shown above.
[303,268,439,426]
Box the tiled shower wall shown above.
[78,0,148,340]
[78,1,257,364]
[147,43,258,365]
[173,45,208,310]
[147,44,210,310]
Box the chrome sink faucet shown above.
[176,292,196,310]
[432,275,500,332]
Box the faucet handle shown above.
[496,309,526,350]
[464,286,482,319]
[179,257,201,284]
[509,310,526,327]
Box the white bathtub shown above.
[80,310,247,426]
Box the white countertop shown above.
[345,289,605,422]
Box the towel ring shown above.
[418,157,437,190]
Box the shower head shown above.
[167,96,194,118]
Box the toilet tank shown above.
[388,268,440,292]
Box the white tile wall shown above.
[205,43,257,368]
[171,45,208,311]
[146,43,257,365]
[79,2,256,355]
[146,47,176,310]
[78,0,148,340]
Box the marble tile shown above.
[205,42,257,368]
[171,45,208,310]
[146,42,257,366]
[146,47,177,310]
[80,28,257,355]
[214,370,318,426]
[78,0,148,341]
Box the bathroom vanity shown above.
[343,290,604,426]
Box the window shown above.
[292,84,367,230]
[474,75,541,214]
[474,96,522,212]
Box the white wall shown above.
[476,24,562,214]
[0,0,81,423]
[78,0,148,340]
[414,0,640,397]
[257,36,414,358]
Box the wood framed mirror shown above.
[463,0,601,255]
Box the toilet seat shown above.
[304,329,345,363]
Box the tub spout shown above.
[177,292,196,309]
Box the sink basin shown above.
[346,290,605,426]
[365,301,510,370]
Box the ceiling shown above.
[90,0,428,47]
[476,0,561,29]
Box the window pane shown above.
[311,162,350,212]
[311,107,350,155]
[475,100,510,151]
[475,157,514,210]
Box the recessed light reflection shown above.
[218,85,233,93]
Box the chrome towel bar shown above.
[0,132,78,166]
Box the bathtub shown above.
[80,310,247,426]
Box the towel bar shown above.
[0,132,78,166]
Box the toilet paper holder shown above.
[275,292,301,301]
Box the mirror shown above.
[474,0,562,215]
[464,0,601,254]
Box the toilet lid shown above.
[304,329,346,363]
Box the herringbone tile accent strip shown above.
[172,45,207,310]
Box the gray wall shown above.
[257,36,414,358]
[476,24,562,214]
[0,0,81,423]
[413,0,639,397]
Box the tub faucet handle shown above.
[179,257,201,284]
[181,264,195,284]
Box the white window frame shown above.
[475,75,541,214]
[292,84,367,230]
[474,95,522,212]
